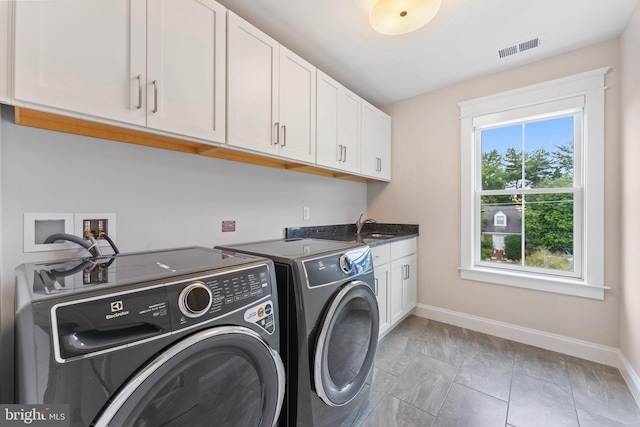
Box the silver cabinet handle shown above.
[136,74,143,109]
[377,157,382,171]
[273,122,280,145]
[374,278,379,296]
[281,125,286,147]
[338,144,343,161]
[342,145,347,163]
[403,264,410,280]
[152,80,158,113]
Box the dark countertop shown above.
[285,223,418,246]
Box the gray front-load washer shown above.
[15,246,285,427]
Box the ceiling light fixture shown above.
[369,0,442,36]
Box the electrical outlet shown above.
[303,206,310,221]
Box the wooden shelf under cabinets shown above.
[14,107,376,183]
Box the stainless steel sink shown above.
[354,233,399,243]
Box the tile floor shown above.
[354,315,640,427]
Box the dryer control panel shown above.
[303,246,372,288]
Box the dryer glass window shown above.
[315,282,379,407]
[328,298,373,387]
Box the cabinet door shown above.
[0,0,9,103]
[362,100,391,180]
[402,255,417,315]
[375,264,391,337]
[390,260,405,325]
[14,0,146,125]
[316,71,341,169]
[278,47,316,162]
[361,101,377,176]
[316,70,361,172]
[146,0,226,143]
[227,12,279,154]
[376,112,392,181]
[338,86,361,173]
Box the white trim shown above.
[414,304,640,407]
[458,67,610,117]
[460,68,607,299]
[415,303,620,366]
[459,267,605,300]
[619,353,640,408]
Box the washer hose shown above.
[43,233,99,257]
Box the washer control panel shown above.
[51,263,274,362]
[168,264,273,330]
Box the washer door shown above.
[314,281,379,407]
[94,326,285,427]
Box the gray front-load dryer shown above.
[15,246,285,427]
[216,239,379,427]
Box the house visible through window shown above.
[493,211,507,227]
[479,114,578,275]
[459,68,607,299]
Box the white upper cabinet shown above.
[146,0,226,142]
[361,100,391,181]
[316,71,361,174]
[227,11,279,154]
[14,0,226,143]
[278,47,316,163]
[14,0,147,125]
[227,12,316,163]
[0,0,11,103]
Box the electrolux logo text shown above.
[0,405,69,427]
[106,300,129,320]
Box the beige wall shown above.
[621,3,640,375]
[368,39,621,347]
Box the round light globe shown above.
[369,0,442,35]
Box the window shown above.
[459,68,608,299]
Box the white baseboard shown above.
[415,303,640,407]
[619,352,640,407]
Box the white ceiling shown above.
[216,0,639,106]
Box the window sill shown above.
[459,267,605,300]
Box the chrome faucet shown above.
[356,213,376,235]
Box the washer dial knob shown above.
[179,282,212,318]
[339,254,353,274]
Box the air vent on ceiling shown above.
[498,45,518,59]
[498,36,542,59]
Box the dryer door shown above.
[314,281,380,407]
[94,326,285,427]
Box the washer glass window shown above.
[97,328,284,427]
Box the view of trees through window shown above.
[479,115,576,272]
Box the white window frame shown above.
[493,212,507,227]
[459,68,608,300]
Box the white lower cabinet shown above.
[374,263,391,336]
[371,237,417,339]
